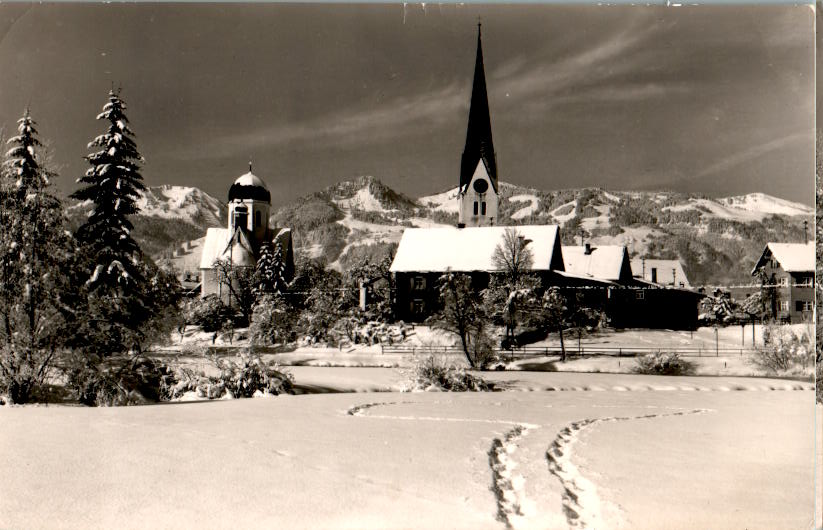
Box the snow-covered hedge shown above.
[632,352,696,376]
[66,355,177,407]
[166,354,294,401]
[752,324,813,375]
[399,355,494,392]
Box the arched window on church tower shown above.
[255,210,261,229]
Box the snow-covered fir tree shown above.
[71,90,146,290]
[68,90,183,357]
[0,110,76,403]
[254,242,289,296]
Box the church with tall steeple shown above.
[457,23,499,228]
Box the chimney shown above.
[803,220,808,244]
[651,267,657,283]
[584,242,592,255]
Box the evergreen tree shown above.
[71,90,146,290]
[254,242,289,296]
[0,111,76,403]
[68,90,180,357]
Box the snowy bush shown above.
[211,353,294,398]
[633,352,696,376]
[400,355,494,392]
[752,324,813,375]
[188,295,234,332]
[168,354,294,400]
[251,294,297,346]
[66,355,176,407]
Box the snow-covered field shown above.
[0,375,815,529]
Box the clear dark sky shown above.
[0,3,814,207]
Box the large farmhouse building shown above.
[751,242,814,323]
[390,225,564,321]
[199,169,294,302]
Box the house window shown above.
[777,277,788,287]
[797,301,813,312]
[412,300,425,314]
[635,290,645,300]
[779,301,790,312]
[481,202,486,215]
[412,276,426,291]
[473,202,478,215]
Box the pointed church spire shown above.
[460,23,498,193]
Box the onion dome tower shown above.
[227,164,271,244]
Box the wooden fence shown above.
[379,344,754,358]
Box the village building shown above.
[390,225,564,321]
[631,258,691,288]
[199,169,294,302]
[563,245,701,330]
[750,241,814,323]
[563,244,633,283]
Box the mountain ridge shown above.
[88,177,811,286]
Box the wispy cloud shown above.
[691,132,810,180]
[497,16,664,102]
[488,15,699,117]
[183,83,466,160]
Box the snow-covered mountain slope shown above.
[70,185,226,227]
[324,175,418,212]
[419,187,460,213]
[136,185,226,227]
[716,193,813,218]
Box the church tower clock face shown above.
[473,179,489,194]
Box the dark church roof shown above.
[228,171,271,203]
[459,25,498,194]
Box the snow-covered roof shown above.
[199,227,256,269]
[389,225,562,273]
[563,245,629,281]
[751,242,814,274]
[631,259,691,288]
[233,172,267,188]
